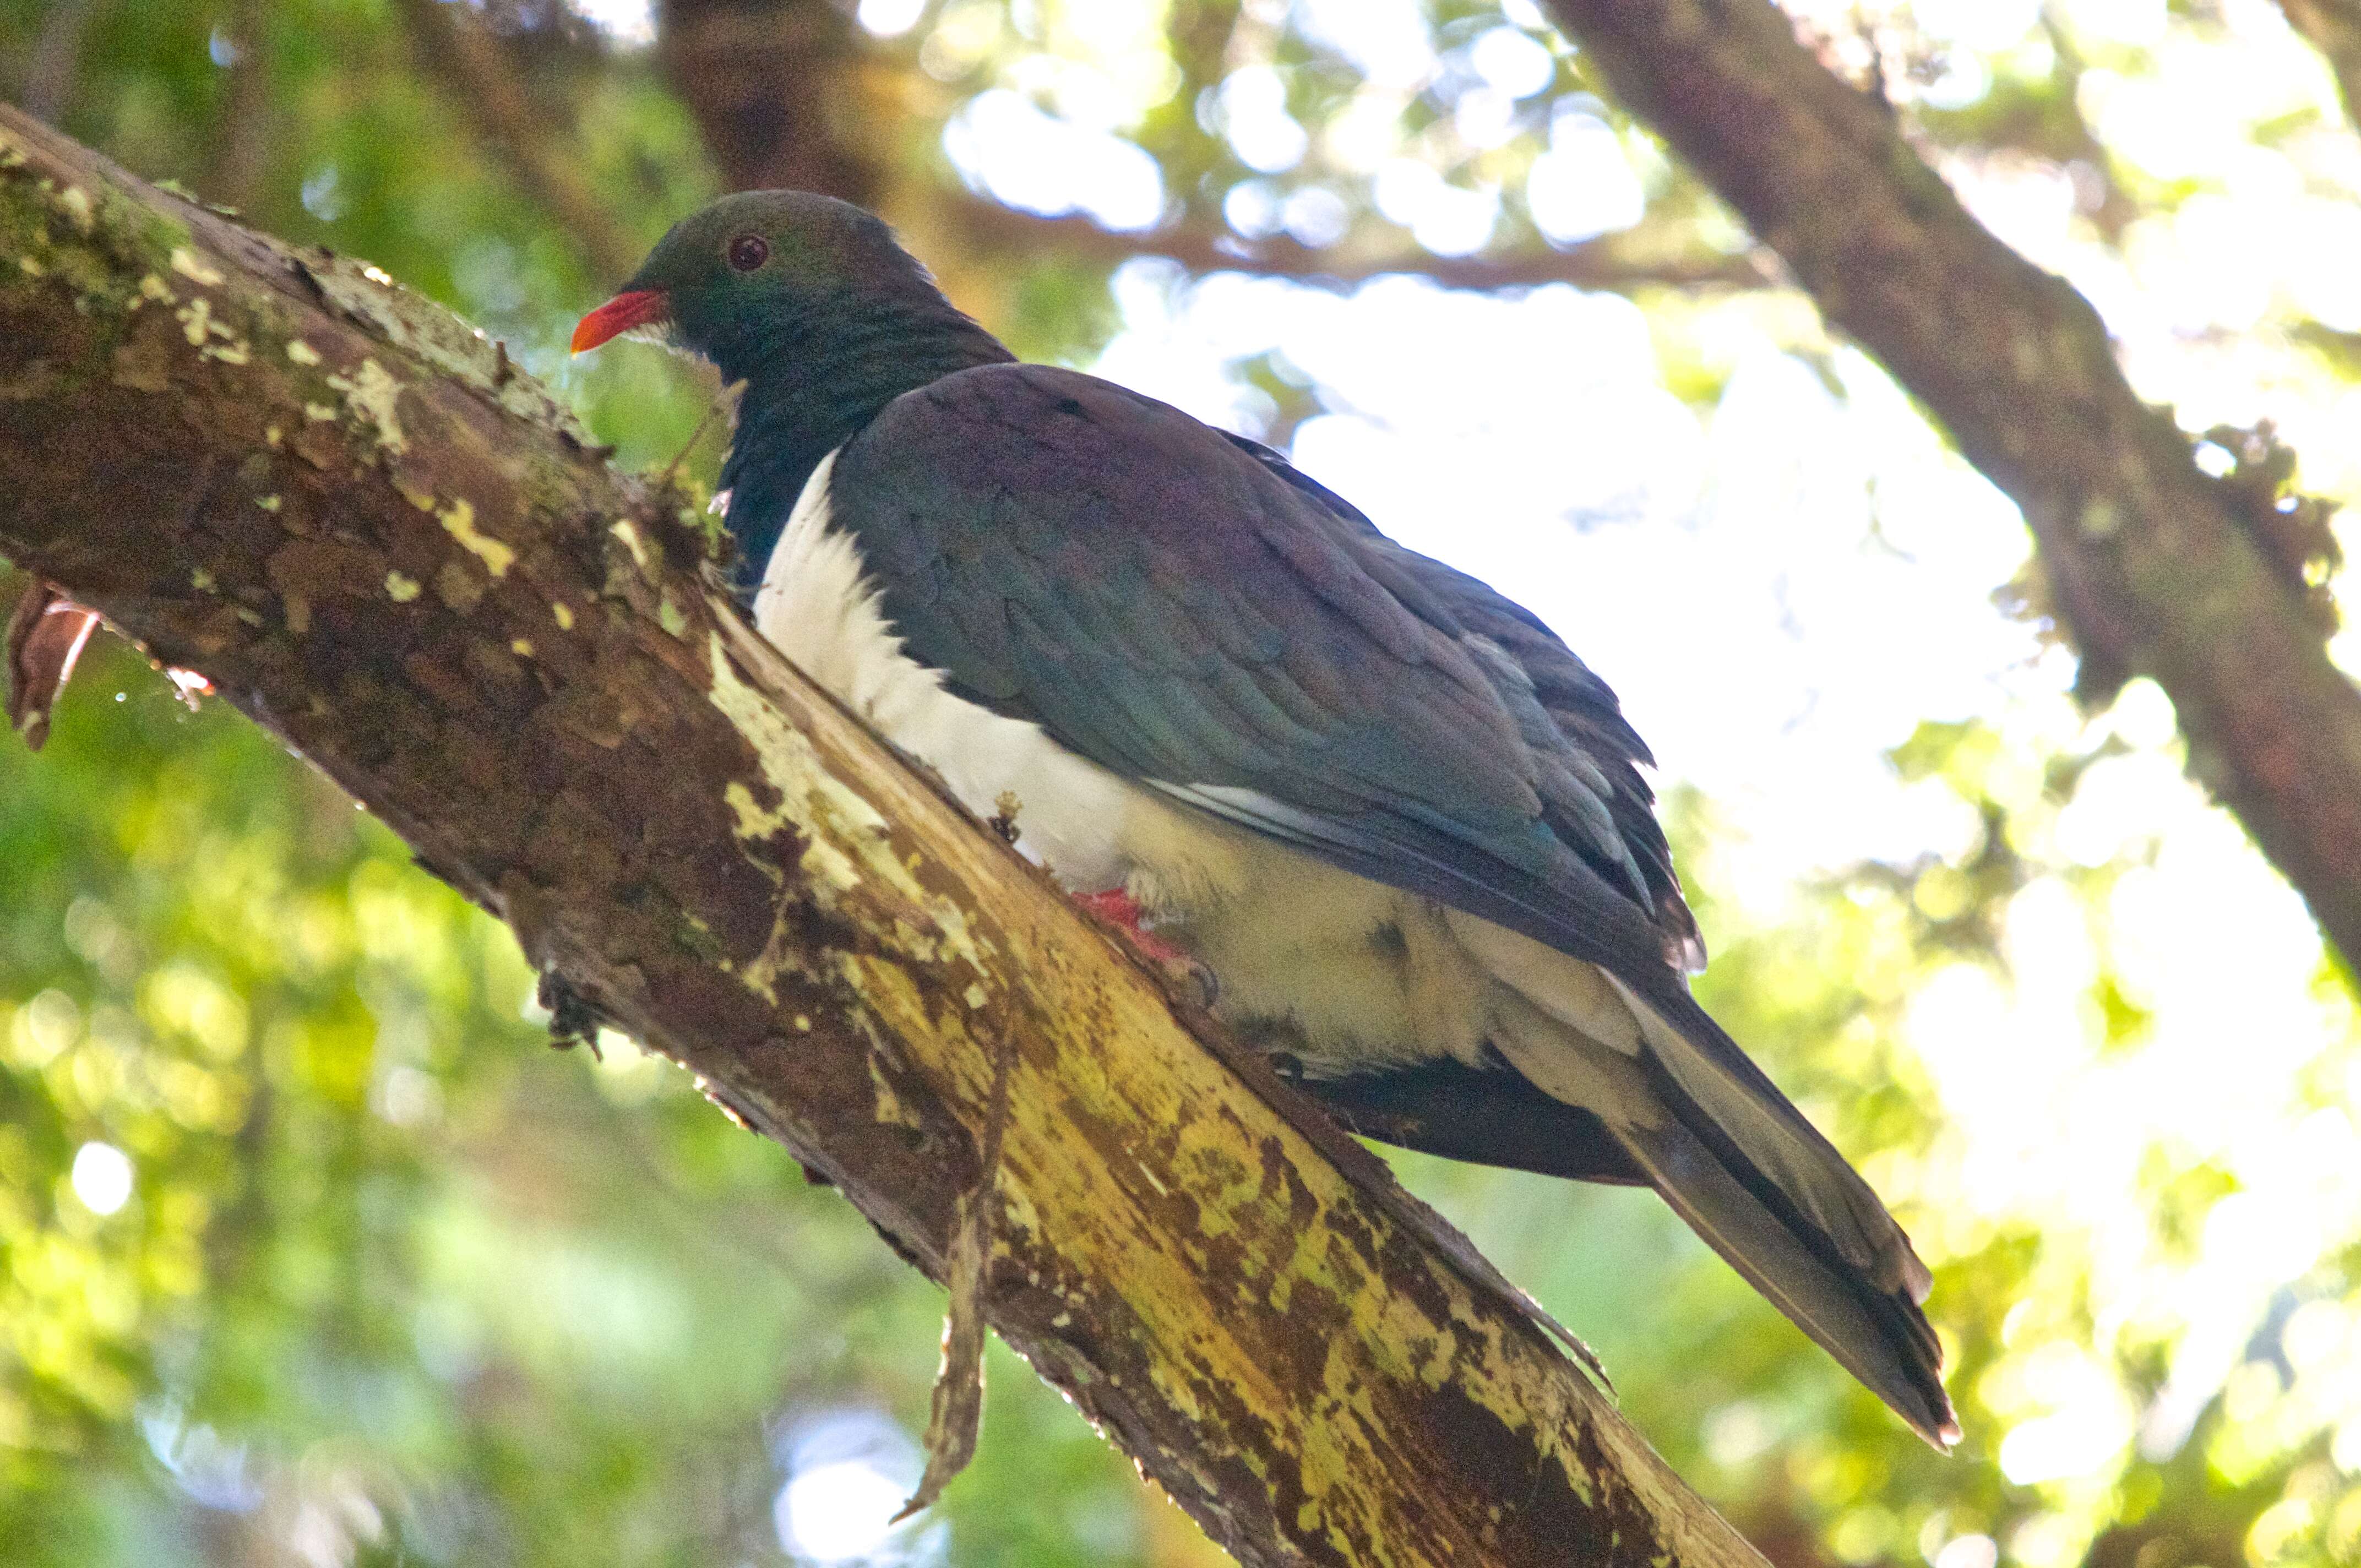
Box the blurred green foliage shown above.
[5,0,2361,1565]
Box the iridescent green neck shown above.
[709,288,1012,598]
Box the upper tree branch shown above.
[656,0,880,203]
[1541,0,2361,979]
[2276,0,2361,133]
[948,199,1775,295]
[646,0,1764,298]
[0,103,1769,1568]
[391,0,646,282]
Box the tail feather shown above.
[1608,974,1935,1305]
[1468,935,1956,1445]
[1609,1110,1956,1446]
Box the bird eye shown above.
[727,233,769,271]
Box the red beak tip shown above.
[571,288,669,355]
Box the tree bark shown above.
[1541,0,2361,980]
[0,102,1769,1568]
[2275,0,2361,134]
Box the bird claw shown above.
[1073,889,1217,1008]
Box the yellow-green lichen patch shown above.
[137,273,175,305]
[705,628,995,984]
[385,570,421,602]
[57,185,93,234]
[608,519,651,575]
[868,1050,922,1129]
[255,494,280,512]
[324,358,407,454]
[285,339,321,366]
[177,297,213,346]
[657,594,688,639]
[290,246,599,439]
[168,246,224,287]
[437,498,514,577]
[551,601,575,630]
[511,638,534,657]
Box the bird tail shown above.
[1606,1080,1956,1447]
[1460,925,1956,1446]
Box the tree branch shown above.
[655,0,880,202]
[947,198,1776,295]
[1539,0,2361,980]
[390,0,646,282]
[204,0,273,214]
[2276,0,2361,133]
[645,0,1756,297]
[17,0,99,126]
[0,102,1770,1568]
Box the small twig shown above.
[894,1026,1018,1522]
[658,390,730,489]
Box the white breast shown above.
[749,450,1152,894]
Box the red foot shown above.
[1073,889,1187,964]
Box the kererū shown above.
[574,191,1957,1446]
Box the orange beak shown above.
[570,288,671,353]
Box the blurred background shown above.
[4,0,2360,1562]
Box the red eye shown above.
[727,233,769,271]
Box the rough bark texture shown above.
[1541,0,2361,979]
[0,103,1770,1568]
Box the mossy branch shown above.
[0,102,1769,1568]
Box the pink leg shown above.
[1072,888,1188,965]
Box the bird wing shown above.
[831,362,1687,984]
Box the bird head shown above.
[570,190,948,381]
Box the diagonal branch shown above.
[1539,0,2361,982]
[2276,0,2361,133]
[947,198,1776,295]
[643,0,1766,297]
[0,102,1769,1568]
[391,0,646,282]
[655,0,880,204]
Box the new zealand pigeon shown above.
[575,191,1957,1446]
